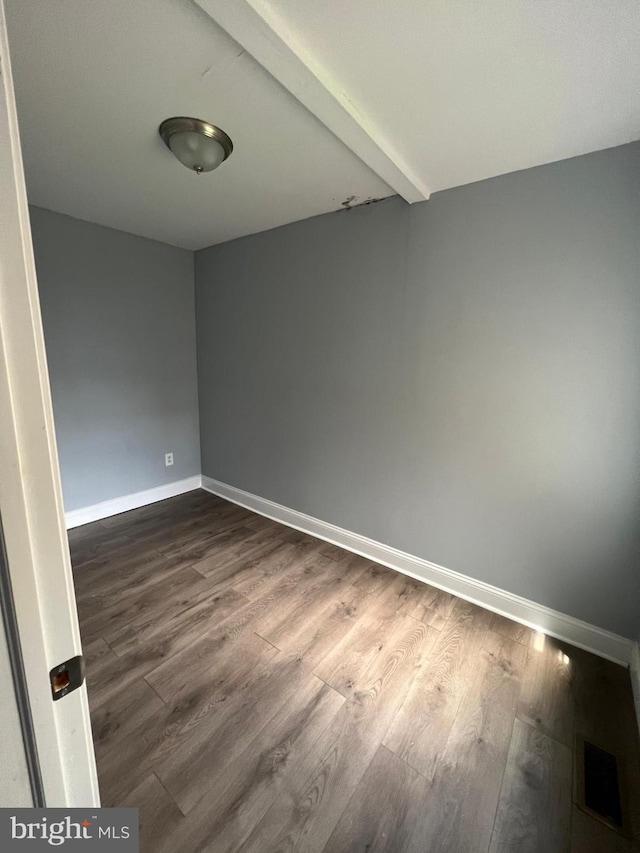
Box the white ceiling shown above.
[243,0,640,193]
[4,0,393,250]
[6,0,640,250]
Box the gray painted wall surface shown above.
[195,142,640,638]
[30,207,200,511]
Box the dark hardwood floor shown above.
[69,489,640,852]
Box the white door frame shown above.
[0,0,99,807]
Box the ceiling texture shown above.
[6,0,640,250]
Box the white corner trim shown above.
[194,0,430,204]
[630,642,640,735]
[202,475,633,666]
[65,476,202,529]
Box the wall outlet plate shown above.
[165,452,174,466]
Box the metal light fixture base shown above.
[158,116,233,173]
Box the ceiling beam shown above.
[194,0,430,202]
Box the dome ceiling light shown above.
[158,117,233,175]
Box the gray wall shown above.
[30,207,200,512]
[195,142,640,639]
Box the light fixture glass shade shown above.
[168,131,226,173]
[159,117,233,175]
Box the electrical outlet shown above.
[165,452,174,467]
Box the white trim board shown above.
[195,0,430,204]
[202,475,633,666]
[65,476,202,529]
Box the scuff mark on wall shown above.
[338,195,384,212]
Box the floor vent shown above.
[576,735,629,837]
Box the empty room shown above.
[0,0,638,851]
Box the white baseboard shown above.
[202,475,633,666]
[630,642,640,734]
[65,476,202,529]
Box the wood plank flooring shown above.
[70,489,640,853]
